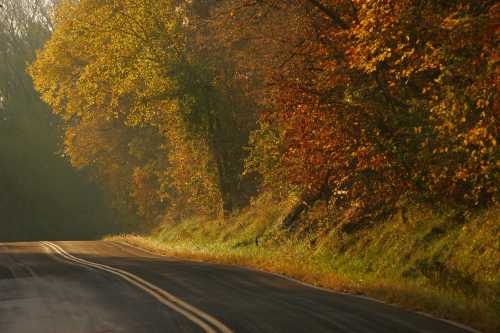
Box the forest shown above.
[1,0,499,331]
[28,0,499,228]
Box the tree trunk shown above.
[282,193,320,229]
[282,174,332,229]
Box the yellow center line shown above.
[41,241,233,333]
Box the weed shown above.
[107,201,500,333]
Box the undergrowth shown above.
[108,195,500,333]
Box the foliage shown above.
[111,202,500,333]
[30,0,498,225]
[214,0,499,220]
[30,0,256,222]
[23,2,500,327]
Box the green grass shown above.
[108,196,500,333]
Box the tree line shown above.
[29,0,498,228]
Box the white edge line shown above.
[42,241,233,333]
[110,240,483,333]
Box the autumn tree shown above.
[30,0,498,228]
[212,0,499,225]
[30,0,257,222]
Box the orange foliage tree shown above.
[214,0,499,223]
[30,0,498,226]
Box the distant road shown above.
[0,241,478,333]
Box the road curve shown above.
[0,240,478,333]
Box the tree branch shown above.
[306,0,349,29]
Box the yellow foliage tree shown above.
[30,0,226,221]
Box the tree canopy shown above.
[29,0,499,228]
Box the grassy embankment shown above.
[109,196,500,333]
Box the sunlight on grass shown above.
[107,200,499,333]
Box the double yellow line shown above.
[42,241,232,333]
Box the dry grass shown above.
[107,198,500,333]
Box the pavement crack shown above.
[0,265,15,279]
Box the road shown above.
[0,241,477,333]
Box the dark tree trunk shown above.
[282,173,332,229]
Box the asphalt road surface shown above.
[0,241,478,333]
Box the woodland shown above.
[1,1,499,330]
[27,0,498,228]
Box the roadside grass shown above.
[107,197,500,333]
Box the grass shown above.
[107,195,500,333]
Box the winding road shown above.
[0,241,478,333]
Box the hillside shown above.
[112,199,500,333]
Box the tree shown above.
[30,0,257,222]
[213,0,499,225]
[30,0,499,229]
